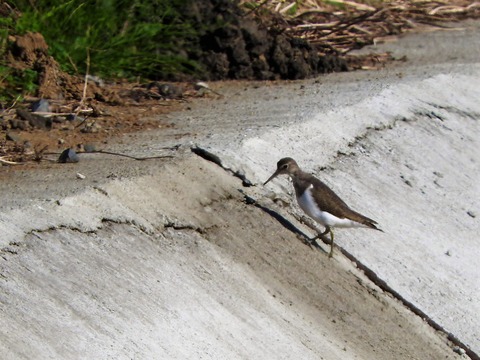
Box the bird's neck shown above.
[290,171,310,196]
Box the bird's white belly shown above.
[297,185,364,228]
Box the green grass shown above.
[0,8,38,106]
[0,0,216,104]
[11,0,201,79]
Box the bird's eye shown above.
[282,164,288,169]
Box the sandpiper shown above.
[264,157,381,257]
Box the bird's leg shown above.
[308,226,332,253]
[328,229,335,258]
[311,226,330,241]
[320,227,331,237]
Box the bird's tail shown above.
[358,214,384,232]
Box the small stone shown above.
[10,119,29,130]
[400,175,412,187]
[243,195,256,205]
[31,99,50,113]
[51,116,65,123]
[81,122,100,133]
[453,346,466,355]
[16,108,52,129]
[66,114,84,122]
[467,210,476,218]
[58,138,65,145]
[158,83,180,98]
[60,124,75,131]
[6,132,21,142]
[76,173,86,180]
[83,143,96,153]
[86,75,105,87]
[58,148,79,163]
[445,250,452,256]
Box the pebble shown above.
[16,108,52,129]
[76,173,86,180]
[86,75,105,87]
[6,132,22,142]
[10,119,29,130]
[60,124,75,131]
[83,143,96,153]
[58,148,79,163]
[158,83,180,98]
[31,99,50,113]
[66,114,84,122]
[81,122,101,133]
[467,210,476,218]
[51,116,65,123]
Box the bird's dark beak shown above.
[263,169,281,185]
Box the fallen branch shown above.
[0,156,24,165]
[80,48,90,109]
[31,110,94,117]
[90,149,176,161]
[324,0,376,12]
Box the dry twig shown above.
[242,0,480,57]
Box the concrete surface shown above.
[1,20,480,359]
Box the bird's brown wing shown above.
[295,173,379,229]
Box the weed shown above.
[10,0,203,80]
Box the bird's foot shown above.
[305,236,322,250]
[328,245,334,258]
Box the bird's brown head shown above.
[264,157,300,185]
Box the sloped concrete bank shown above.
[0,155,465,359]
[216,69,480,357]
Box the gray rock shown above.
[58,148,79,163]
[6,132,22,142]
[10,119,29,130]
[66,114,85,122]
[83,143,96,153]
[16,108,52,130]
[31,99,50,113]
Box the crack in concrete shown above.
[30,225,99,236]
[191,145,253,187]
[339,248,479,360]
[100,218,152,235]
[241,190,327,252]
[163,221,205,234]
[328,103,474,170]
[424,102,480,120]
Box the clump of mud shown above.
[185,0,347,80]
[6,32,117,101]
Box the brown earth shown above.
[1,0,480,167]
[0,33,202,165]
